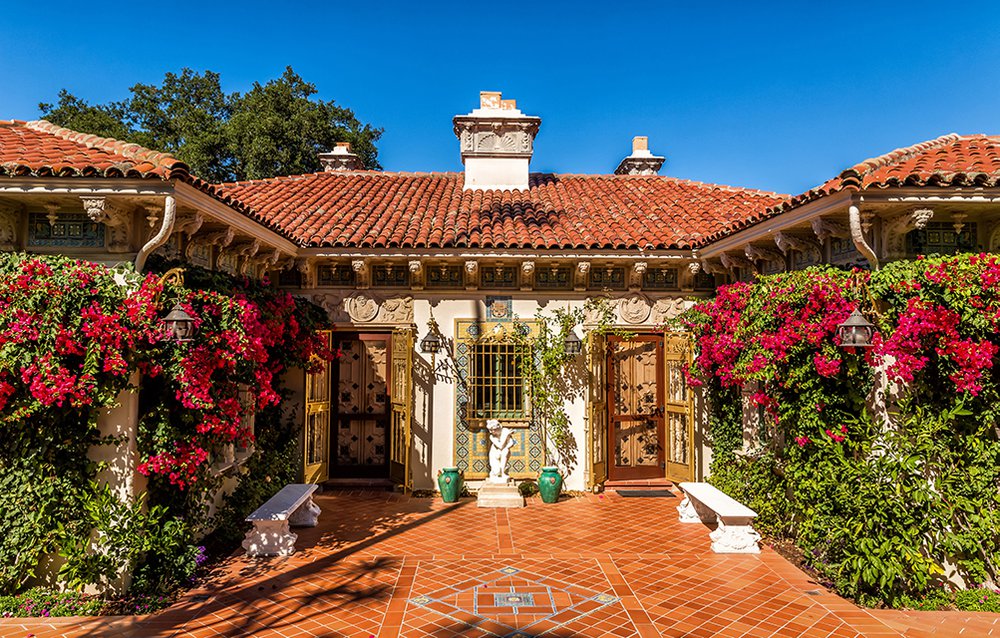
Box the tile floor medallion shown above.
[407,565,620,637]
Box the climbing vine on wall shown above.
[681,255,1000,607]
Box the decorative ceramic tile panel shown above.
[534,266,571,289]
[426,265,463,288]
[372,264,409,287]
[480,265,518,289]
[28,213,104,248]
[588,266,626,290]
[318,264,357,286]
[453,319,543,479]
[642,267,679,290]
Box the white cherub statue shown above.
[486,419,515,484]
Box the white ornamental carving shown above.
[311,294,343,319]
[345,294,379,322]
[0,206,17,251]
[651,297,688,324]
[619,294,651,324]
[380,296,414,323]
[103,205,132,254]
[80,196,107,223]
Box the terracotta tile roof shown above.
[705,133,1000,242]
[0,119,298,242]
[218,171,786,250]
[0,119,190,179]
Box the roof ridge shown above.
[22,119,187,175]
[839,133,961,185]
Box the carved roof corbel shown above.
[521,260,535,290]
[700,259,728,275]
[883,208,935,259]
[185,227,234,259]
[629,261,647,290]
[774,231,822,256]
[811,217,850,242]
[173,211,204,238]
[0,203,20,251]
[720,252,757,272]
[574,261,590,290]
[744,244,785,263]
[351,258,369,288]
[464,260,479,290]
[408,260,424,290]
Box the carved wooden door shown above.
[664,336,695,482]
[332,333,391,477]
[303,330,332,483]
[389,328,413,491]
[587,331,608,488]
[607,334,665,480]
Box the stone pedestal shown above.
[477,482,524,508]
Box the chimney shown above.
[614,136,664,175]
[453,91,541,191]
[319,142,362,172]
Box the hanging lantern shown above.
[836,308,875,348]
[563,329,583,355]
[420,318,442,354]
[161,303,197,343]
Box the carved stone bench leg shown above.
[709,516,761,554]
[677,496,717,524]
[288,496,322,527]
[242,520,298,557]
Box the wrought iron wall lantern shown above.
[156,268,198,343]
[836,272,879,349]
[420,316,443,368]
[162,302,197,343]
[836,308,875,348]
[563,328,583,355]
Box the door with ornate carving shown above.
[332,333,392,477]
[607,334,665,480]
[587,331,608,488]
[304,330,332,483]
[664,335,695,482]
[389,328,413,491]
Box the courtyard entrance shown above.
[596,333,695,485]
[303,330,412,487]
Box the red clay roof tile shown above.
[705,133,1000,242]
[216,171,785,250]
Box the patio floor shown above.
[3,488,999,638]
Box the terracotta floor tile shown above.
[2,491,993,637]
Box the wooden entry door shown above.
[664,336,695,483]
[333,333,391,478]
[607,335,665,480]
[304,330,332,483]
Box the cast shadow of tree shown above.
[121,492,474,638]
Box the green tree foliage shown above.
[39,67,382,182]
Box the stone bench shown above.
[242,484,321,557]
[677,482,761,554]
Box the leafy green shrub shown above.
[682,255,1000,606]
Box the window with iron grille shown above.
[468,341,530,420]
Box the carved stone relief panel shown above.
[619,293,652,324]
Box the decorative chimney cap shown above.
[615,136,664,175]
[454,91,541,191]
[319,142,362,172]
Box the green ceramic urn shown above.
[437,467,464,503]
[538,466,563,503]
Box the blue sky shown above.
[2,1,999,195]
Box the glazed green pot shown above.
[538,466,563,503]
[437,467,464,503]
